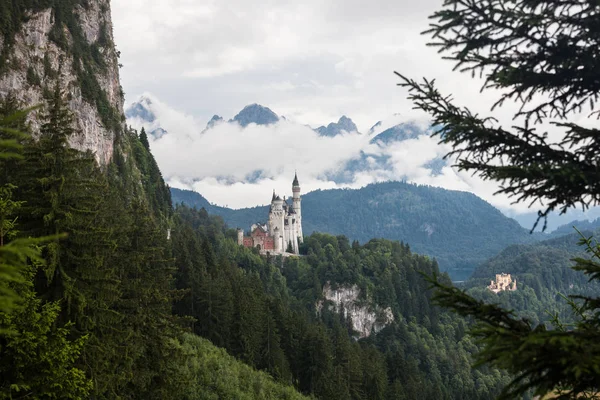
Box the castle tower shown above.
[274,226,281,253]
[269,192,285,245]
[237,228,244,246]
[292,172,303,244]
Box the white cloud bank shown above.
[130,94,545,213]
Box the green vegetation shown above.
[171,204,515,399]
[464,231,600,326]
[173,333,311,400]
[0,90,310,399]
[398,0,600,397]
[172,181,542,280]
[0,84,519,398]
[8,1,600,397]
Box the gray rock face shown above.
[0,0,123,165]
[316,115,358,136]
[231,104,279,127]
[317,283,394,338]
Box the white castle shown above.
[237,173,304,255]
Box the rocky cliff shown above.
[317,283,394,338]
[0,0,123,165]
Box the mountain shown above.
[551,217,600,236]
[369,121,428,145]
[507,206,600,232]
[230,103,280,127]
[316,115,358,136]
[206,114,224,130]
[171,205,513,399]
[172,181,544,280]
[463,229,600,325]
[125,96,156,123]
[125,95,171,138]
[0,0,122,165]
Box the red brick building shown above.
[239,225,275,252]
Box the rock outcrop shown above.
[317,283,394,338]
[0,0,123,165]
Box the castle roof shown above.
[288,204,296,214]
[272,190,276,202]
[293,172,299,186]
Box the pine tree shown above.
[111,199,183,397]
[0,105,40,313]
[0,103,91,396]
[397,0,600,398]
[0,264,92,399]
[139,127,150,151]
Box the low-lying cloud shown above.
[129,94,544,213]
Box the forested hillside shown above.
[172,183,543,280]
[463,229,600,325]
[171,204,516,399]
[0,91,310,398]
[0,93,518,397]
[1,1,573,398]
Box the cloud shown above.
[127,93,202,138]
[133,95,540,213]
[112,1,598,220]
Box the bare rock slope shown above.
[0,0,123,164]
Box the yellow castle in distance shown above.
[487,273,517,293]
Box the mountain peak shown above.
[231,104,280,127]
[206,115,224,130]
[368,121,382,135]
[125,96,156,123]
[316,115,358,136]
[369,121,425,145]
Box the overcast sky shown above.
[110,0,596,224]
[111,0,507,128]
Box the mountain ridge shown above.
[171,181,546,280]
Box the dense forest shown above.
[463,230,600,326]
[3,0,599,398]
[172,182,545,280]
[171,203,516,399]
[0,89,523,398]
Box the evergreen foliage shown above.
[0,98,91,398]
[398,0,600,397]
[0,265,92,399]
[0,90,307,399]
[171,182,542,280]
[172,333,310,400]
[464,230,600,326]
[171,204,515,399]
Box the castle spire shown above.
[293,171,299,187]
[272,190,276,202]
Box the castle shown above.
[237,173,304,255]
[487,273,517,293]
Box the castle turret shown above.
[274,226,281,252]
[269,192,285,244]
[237,228,244,245]
[292,172,303,243]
